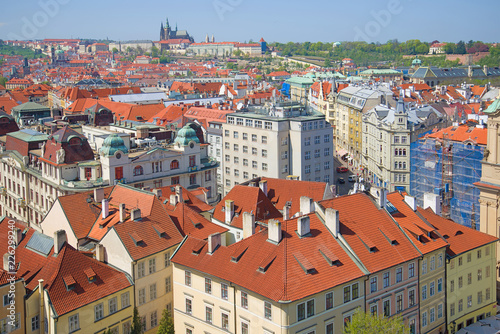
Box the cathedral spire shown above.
[166,18,170,29]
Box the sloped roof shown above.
[426,122,487,145]
[172,213,365,302]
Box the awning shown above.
[337,149,348,156]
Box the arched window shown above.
[399,162,403,169]
[395,149,399,156]
[403,162,407,169]
[170,160,179,170]
[133,165,143,176]
[403,149,406,156]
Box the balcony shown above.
[188,166,198,172]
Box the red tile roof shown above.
[319,193,421,273]
[426,122,487,145]
[172,213,366,302]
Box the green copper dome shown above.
[412,57,422,65]
[174,124,200,146]
[100,134,128,156]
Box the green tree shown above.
[151,46,159,58]
[454,40,466,54]
[131,307,143,334]
[233,49,242,57]
[0,76,7,87]
[344,309,409,334]
[157,309,174,334]
[112,47,118,54]
[324,58,332,67]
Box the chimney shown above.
[95,243,105,262]
[119,203,126,222]
[325,208,340,237]
[484,65,488,76]
[300,196,314,215]
[468,66,472,77]
[131,208,141,221]
[297,216,310,237]
[267,219,282,244]
[102,198,109,218]
[283,205,290,220]
[404,195,417,211]
[153,188,162,198]
[225,200,234,224]
[423,193,441,216]
[207,233,221,254]
[170,193,178,206]
[14,227,22,245]
[175,185,183,202]
[3,253,10,271]
[54,230,67,255]
[242,212,255,238]
[259,180,268,196]
[94,188,104,202]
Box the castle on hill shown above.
[160,17,194,42]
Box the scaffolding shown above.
[410,135,484,229]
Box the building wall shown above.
[0,279,25,334]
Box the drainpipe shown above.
[231,283,237,334]
[39,279,44,333]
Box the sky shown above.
[0,0,499,44]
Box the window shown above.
[305,137,311,146]
[170,160,179,170]
[314,149,320,158]
[383,272,390,288]
[459,276,463,288]
[307,299,315,317]
[225,142,230,150]
[69,314,79,332]
[422,285,427,300]
[305,151,310,160]
[252,134,257,142]
[486,266,491,278]
[450,280,455,292]
[396,267,402,283]
[205,278,212,294]
[243,158,248,166]
[262,136,267,144]
[137,261,145,278]
[468,273,472,285]
[352,283,359,300]
[282,151,288,159]
[225,129,230,136]
[171,176,180,185]
[429,281,435,296]
[422,312,427,327]
[222,313,229,330]
[437,278,443,293]
[149,258,156,274]
[139,288,146,305]
[233,144,239,151]
[326,292,334,310]
[150,311,158,328]
[221,283,228,300]
[121,292,130,308]
[396,294,403,313]
[370,277,377,293]
[31,315,39,331]
[305,165,310,174]
[109,297,118,314]
[438,254,443,267]
[245,119,253,127]
[478,291,483,304]
[459,257,463,266]
[237,118,243,125]
[243,146,248,153]
[95,303,104,321]
[206,306,213,323]
[450,303,455,316]
[186,298,192,314]
[241,291,248,309]
[265,121,272,129]
[478,269,482,281]
[370,304,378,316]
[409,263,415,278]
[233,131,239,139]
[430,308,435,323]
[430,256,435,271]
[324,134,330,143]
[255,121,262,128]
[297,303,306,321]
[265,301,272,320]
[409,289,415,307]
[133,165,144,176]
[262,163,268,171]
[458,299,463,312]
[383,299,390,317]
[422,260,427,275]
[252,147,257,155]
[486,245,490,256]
[262,149,267,158]
[189,155,196,167]
[252,161,257,168]
[185,271,191,286]
[150,283,157,300]
[486,288,491,300]
[467,295,472,308]
[241,322,249,334]
[344,285,351,303]
[165,277,171,293]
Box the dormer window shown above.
[63,275,76,291]
[84,268,96,283]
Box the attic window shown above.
[189,218,201,229]
[230,244,248,263]
[455,230,463,236]
[318,244,340,266]
[293,252,315,274]
[84,267,96,282]
[258,254,276,273]
[192,240,205,255]
[130,232,144,246]
[379,228,398,245]
[63,275,76,291]
[357,233,378,253]
[152,224,167,238]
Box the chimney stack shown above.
[3,253,10,272]
[131,208,141,221]
[225,200,234,224]
[94,188,104,202]
[242,212,255,238]
[283,205,290,220]
[267,219,282,244]
[95,243,105,262]
[14,227,22,246]
[54,230,67,255]
[259,180,268,196]
[297,216,310,237]
[119,203,126,222]
[175,185,183,202]
[170,194,178,206]
[325,208,340,237]
[102,198,109,219]
[370,186,387,209]
[404,195,417,211]
[423,193,441,216]
[153,188,162,198]
[207,233,221,254]
[300,196,314,215]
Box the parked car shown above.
[338,177,345,184]
[348,175,357,182]
[336,166,349,173]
